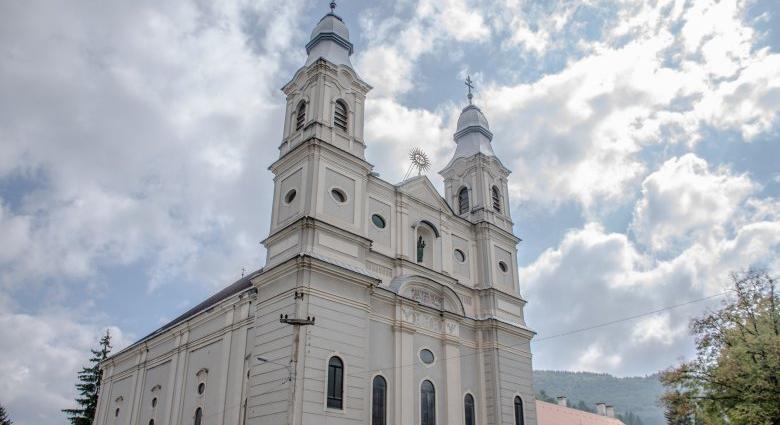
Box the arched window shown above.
[464,393,476,425]
[194,407,203,425]
[421,380,436,425]
[458,187,469,215]
[514,396,524,425]
[492,186,501,213]
[149,420,155,425]
[296,101,306,131]
[334,100,348,131]
[372,376,387,425]
[327,356,344,409]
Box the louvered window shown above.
[295,102,306,131]
[492,186,501,213]
[458,187,469,215]
[334,100,348,131]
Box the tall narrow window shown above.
[421,380,436,425]
[334,100,348,131]
[514,396,524,425]
[194,407,203,425]
[464,394,475,425]
[296,101,306,131]
[458,187,469,215]
[372,376,387,425]
[327,357,344,409]
[492,186,501,213]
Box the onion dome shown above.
[451,103,496,161]
[305,3,354,67]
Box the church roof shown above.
[456,104,491,132]
[305,11,354,67]
[107,269,261,359]
[536,401,626,425]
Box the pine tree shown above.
[0,403,13,425]
[63,330,112,425]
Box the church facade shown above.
[94,5,537,425]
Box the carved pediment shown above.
[389,275,465,316]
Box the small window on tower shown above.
[296,101,306,131]
[458,187,469,215]
[492,185,502,213]
[334,100,348,131]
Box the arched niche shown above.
[389,275,465,316]
[412,220,440,268]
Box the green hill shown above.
[533,370,665,425]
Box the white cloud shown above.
[356,0,489,97]
[0,0,308,290]
[631,154,756,252]
[523,194,780,375]
[479,0,780,212]
[0,308,130,425]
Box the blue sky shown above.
[1,1,779,424]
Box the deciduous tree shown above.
[660,270,780,425]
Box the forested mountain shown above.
[533,370,664,425]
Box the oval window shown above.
[284,189,297,204]
[331,188,347,203]
[371,214,386,229]
[454,249,466,263]
[498,261,508,273]
[197,382,205,395]
[420,349,435,365]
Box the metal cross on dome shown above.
[465,75,474,105]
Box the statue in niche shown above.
[417,235,426,263]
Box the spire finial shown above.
[465,75,474,105]
[330,1,336,13]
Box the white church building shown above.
[94,4,538,425]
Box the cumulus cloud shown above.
[479,0,780,211]
[631,154,756,252]
[0,307,130,425]
[0,0,308,290]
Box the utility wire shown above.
[533,290,732,343]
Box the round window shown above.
[419,349,435,365]
[284,189,297,204]
[197,382,205,395]
[330,188,347,203]
[498,261,508,273]
[371,214,386,229]
[454,249,466,263]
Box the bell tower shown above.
[278,2,371,160]
[440,77,519,293]
[264,2,373,269]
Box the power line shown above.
[533,290,732,343]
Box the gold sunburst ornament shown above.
[404,147,431,180]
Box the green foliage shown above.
[534,370,664,425]
[63,330,112,425]
[0,403,13,425]
[660,270,780,425]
